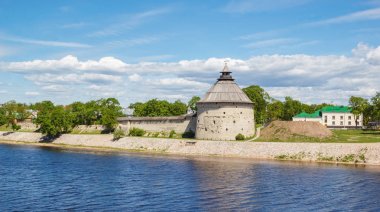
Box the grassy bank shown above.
[255,130,380,143]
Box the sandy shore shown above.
[1,131,380,165]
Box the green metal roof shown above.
[320,106,352,113]
[294,110,321,118]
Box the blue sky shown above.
[1,0,380,106]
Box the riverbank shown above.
[1,131,380,165]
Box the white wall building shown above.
[293,106,363,128]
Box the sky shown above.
[0,0,380,107]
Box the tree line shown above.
[1,85,378,137]
[0,98,123,137]
[242,85,380,125]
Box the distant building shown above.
[293,106,363,128]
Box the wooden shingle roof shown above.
[198,64,252,104]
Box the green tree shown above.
[34,105,74,137]
[130,99,187,117]
[0,107,7,126]
[98,98,123,132]
[282,97,303,120]
[349,96,369,127]
[169,100,188,116]
[188,96,201,112]
[243,85,270,124]
[370,92,380,122]
[267,100,284,122]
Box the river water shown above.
[0,144,379,211]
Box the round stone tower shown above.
[195,64,255,140]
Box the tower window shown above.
[213,120,216,124]
[223,112,225,114]
[233,120,236,123]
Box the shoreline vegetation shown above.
[1,131,380,166]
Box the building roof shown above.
[320,106,352,113]
[293,106,353,118]
[293,110,321,118]
[198,64,252,104]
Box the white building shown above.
[293,106,363,128]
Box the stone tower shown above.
[195,64,255,140]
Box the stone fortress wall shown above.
[196,102,255,140]
[117,114,197,134]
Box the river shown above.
[0,144,379,211]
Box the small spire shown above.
[218,60,234,81]
[222,60,229,73]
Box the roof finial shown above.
[222,60,229,73]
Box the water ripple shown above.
[1,144,380,211]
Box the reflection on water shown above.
[0,144,380,211]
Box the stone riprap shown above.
[1,131,380,165]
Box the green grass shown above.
[0,125,35,132]
[255,129,380,143]
[70,129,102,135]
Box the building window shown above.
[332,116,335,120]
[226,128,228,131]
[332,121,335,125]
[348,121,351,125]
[240,112,242,114]
[205,128,207,131]
[223,112,225,114]
[213,120,215,124]
[233,120,236,123]
[348,116,351,120]
[340,121,343,125]
[340,116,343,120]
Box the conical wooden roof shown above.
[198,64,252,104]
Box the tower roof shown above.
[198,64,252,104]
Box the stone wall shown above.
[1,131,380,165]
[118,114,196,134]
[196,102,255,140]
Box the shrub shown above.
[129,127,145,137]
[235,133,245,140]
[169,130,176,138]
[182,130,195,138]
[152,132,159,137]
[113,128,126,140]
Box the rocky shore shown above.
[1,131,380,165]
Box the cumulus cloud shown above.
[128,73,142,82]
[1,43,380,105]
[25,91,40,96]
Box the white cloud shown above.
[61,22,88,29]
[223,0,310,13]
[25,73,122,85]
[147,78,210,89]
[244,38,296,49]
[105,37,160,47]
[0,35,91,48]
[1,43,380,104]
[306,7,380,26]
[128,73,142,82]
[88,8,171,37]
[0,90,7,94]
[25,91,40,96]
